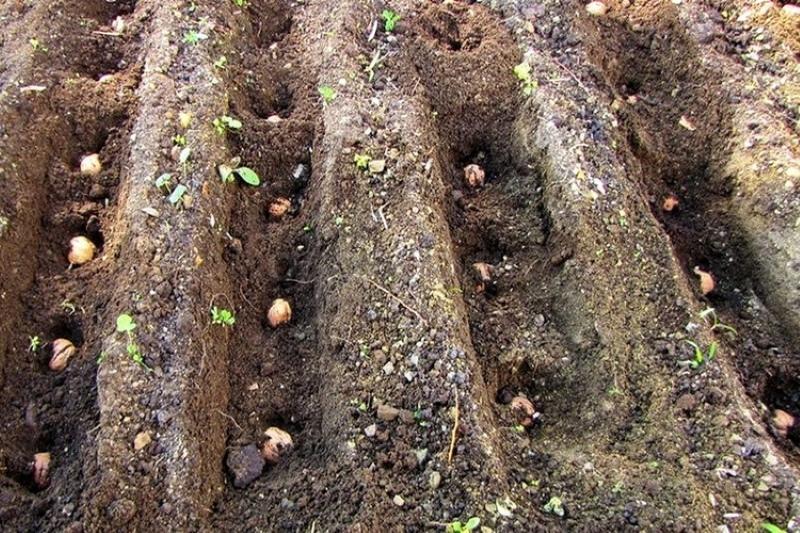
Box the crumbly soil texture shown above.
[1,0,799,531]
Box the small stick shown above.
[553,58,590,95]
[91,31,122,36]
[447,386,459,465]
[362,277,425,324]
[214,409,243,433]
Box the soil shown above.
[0,0,799,531]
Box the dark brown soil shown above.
[1,0,799,531]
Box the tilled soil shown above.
[1,0,799,531]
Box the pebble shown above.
[377,404,400,421]
[429,470,441,489]
[226,444,265,489]
[133,432,152,451]
[364,424,377,437]
[382,361,395,375]
[393,495,405,507]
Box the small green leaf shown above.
[465,517,480,530]
[155,173,172,190]
[234,167,260,186]
[116,314,136,333]
[761,523,787,533]
[218,164,234,183]
[168,184,188,205]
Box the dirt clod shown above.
[772,409,796,438]
[226,445,264,489]
[662,195,679,212]
[510,396,536,427]
[377,404,400,421]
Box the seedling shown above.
[214,55,228,69]
[232,0,248,6]
[29,38,48,53]
[543,496,565,517]
[683,340,718,370]
[211,306,236,327]
[364,50,385,82]
[179,146,192,165]
[698,307,738,339]
[155,173,173,193]
[513,62,538,95]
[446,517,480,532]
[60,300,77,315]
[218,158,261,186]
[762,523,787,533]
[168,184,188,206]
[183,30,208,45]
[354,153,372,169]
[173,134,187,147]
[28,336,42,353]
[213,115,242,135]
[116,313,148,369]
[381,9,401,32]
[318,85,337,105]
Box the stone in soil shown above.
[226,444,265,488]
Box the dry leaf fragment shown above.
[693,266,715,295]
[679,115,696,131]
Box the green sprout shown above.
[214,55,228,69]
[29,38,48,53]
[60,300,77,315]
[513,62,538,95]
[28,336,42,353]
[683,340,718,370]
[318,85,337,105]
[762,523,787,533]
[698,307,738,339]
[168,184,188,206]
[446,517,480,533]
[232,0,248,6]
[354,153,372,170]
[173,134,187,147]
[381,10,401,32]
[218,159,260,186]
[211,306,236,327]
[116,313,148,369]
[213,115,243,135]
[155,173,173,193]
[182,30,208,45]
[543,496,565,517]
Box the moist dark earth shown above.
[0,0,799,531]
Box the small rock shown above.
[133,432,152,451]
[534,314,546,327]
[226,444,265,488]
[393,495,405,507]
[382,361,395,375]
[377,404,400,421]
[429,470,442,489]
[368,159,386,174]
[364,424,378,437]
